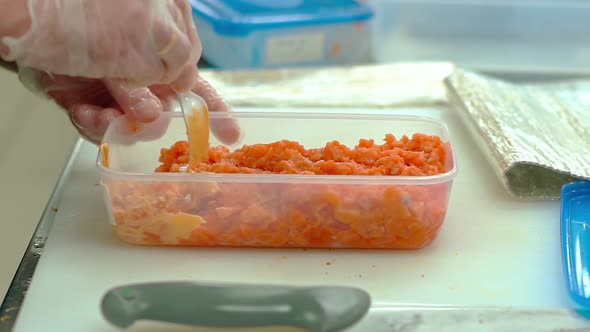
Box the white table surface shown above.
[0,70,77,302]
[8,105,590,332]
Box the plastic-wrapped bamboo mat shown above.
[445,70,590,200]
[199,62,453,108]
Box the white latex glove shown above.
[1,0,201,89]
[0,0,240,145]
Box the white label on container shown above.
[265,33,325,65]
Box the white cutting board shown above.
[12,106,571,332]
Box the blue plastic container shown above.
[561,181,590,309]
[190,0,374,69]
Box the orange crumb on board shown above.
[104,134,452,249]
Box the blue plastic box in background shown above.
[190,0,374,69]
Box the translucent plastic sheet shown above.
[199,62,453,108]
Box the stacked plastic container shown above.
[189,0,374,69]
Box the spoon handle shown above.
[177,92,210,163]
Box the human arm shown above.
[0,0,29,72]
[0,0,30,59]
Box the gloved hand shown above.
[21,69,241,145]
[1,0,200,89]
[2,0,240,145]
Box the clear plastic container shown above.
[190,0,374,69]
[97,112,458,249]
[368,0,590,74]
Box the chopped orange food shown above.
[156,134,446,176]
[104,134,452,249]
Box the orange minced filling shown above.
[156,134,446,176]
[105,134,452,249]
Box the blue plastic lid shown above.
[561,180,590,308]
[190,0,374,36]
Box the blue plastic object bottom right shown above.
[561,180,590,319]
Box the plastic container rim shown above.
[96,111,458,185]
[190,0,374,37]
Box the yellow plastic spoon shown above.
[177,92,210,163]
